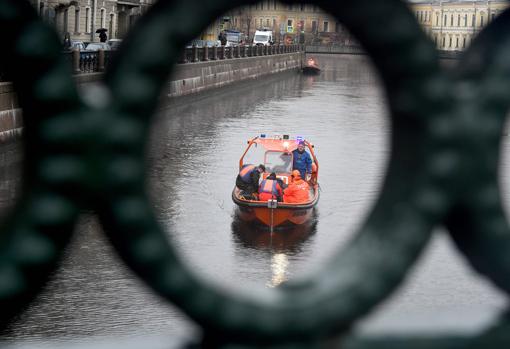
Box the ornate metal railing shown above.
[1,0,510,347]
[180,44,303,63]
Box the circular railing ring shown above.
[0,0,82,326]
[100,0,454,343]
[444,9,510,295]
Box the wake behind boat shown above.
[232,135,319,230]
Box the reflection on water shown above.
[231,215,317,255]
[231,216,317,287]
[269,253,289,288]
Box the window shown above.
[449,36,452,47]
[442,36,445,48]
[274,1,277,10]
[464,14,467,27]
[436,13,439,26]
[450,14,453,26]
[323,21,329,32]
[444,14,447,26]
[74,8,80,33]
[457,14,460,26]
[472,14,475,26]
[463,37,466,48]
[481,15,484,27]
[287,19,293,27]
[101,9,106,29]
[266,18,270,27]
[298,20,304,32]
[85,7,90,33]
[109,13,114,37]
[64,9,68,33]
[300,4,304,11]
[311,20,317,33]
[456,37,459,48]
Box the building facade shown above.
[412,0,509,51]
[30,1,510,49]
[221,1,349,44]
[29,0,155,43]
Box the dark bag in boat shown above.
[240,191,255,200]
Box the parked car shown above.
[69,40,86,51]
[253,30,273,46]
[205,40,221,47]
[186,39,206,48]
[107,39,122,50]
[85,42,111,51]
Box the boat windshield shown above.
[264,151,292,173]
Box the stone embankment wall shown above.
[0,53,303,143]
[167,52,304,97]
[0,83,22,144]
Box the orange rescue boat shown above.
[232,135,320,229]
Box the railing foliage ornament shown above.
[1,0,510,348]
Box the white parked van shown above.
[253,30,273,46]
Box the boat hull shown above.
[302,66,321,75]
[232,186,319,228]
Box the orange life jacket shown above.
[258,179,282,199]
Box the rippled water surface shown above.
[0,55,507,342]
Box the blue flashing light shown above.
[260,134,266,138]
[296,136,304,142]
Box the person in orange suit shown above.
[283,170,310,203]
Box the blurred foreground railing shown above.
[2,0,510,348]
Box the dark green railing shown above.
[1,0,510,347]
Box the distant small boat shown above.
[302,57,321,75]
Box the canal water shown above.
[0,54,507,343]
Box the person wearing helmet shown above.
[236,164,265,198]
[292,141,312,181]
[283,170,310,203]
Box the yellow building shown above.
[411,0,509,51]
[222,1,344,44]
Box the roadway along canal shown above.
[0,54,507,342]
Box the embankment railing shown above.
[181,44,303,63]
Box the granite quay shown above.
[0,47,304,143]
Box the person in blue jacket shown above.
[292,141,312,180]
